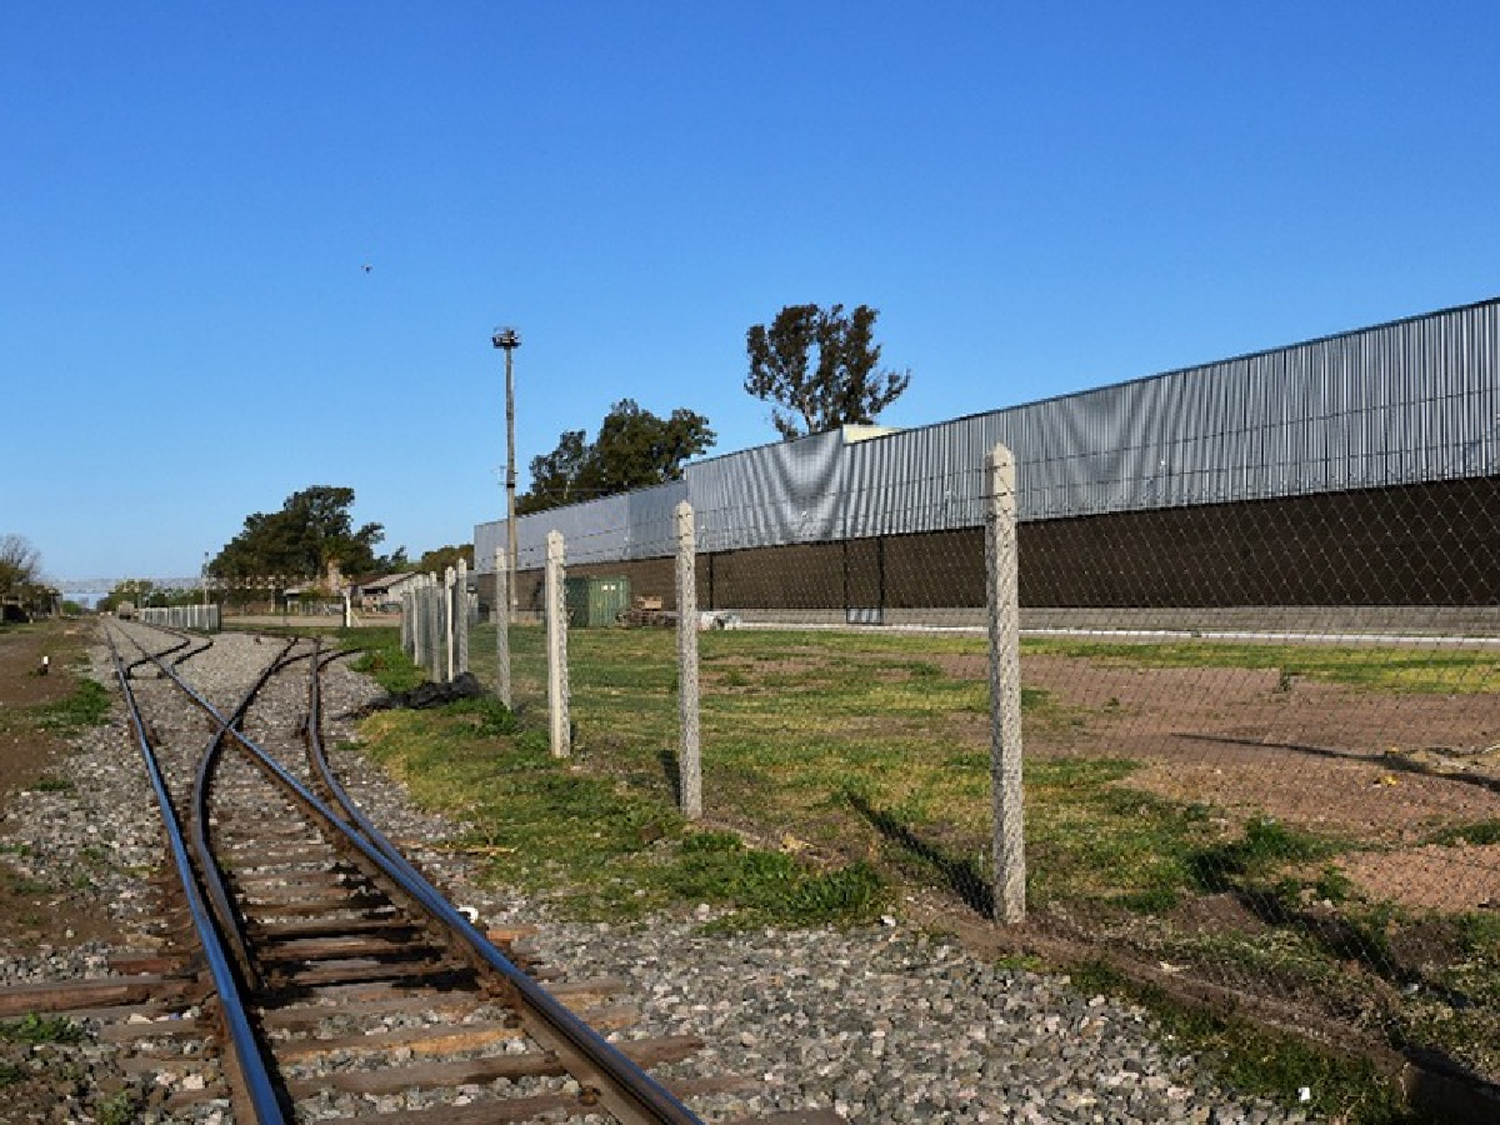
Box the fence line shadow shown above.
[845,791,995,918]
[1178,732,1500,797]
[656,746,683,806]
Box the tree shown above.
[0,534,41,597]
[416,544,473,574]
[521,430,591,513]
[209,486,384,588]
[744,303,911,440]
[0,534,49,615]
[518,400,715,515]
[373,546,410,572]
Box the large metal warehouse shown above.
[475,297,1500,625]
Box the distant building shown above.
[348,572,422,611]
[476,297,1500,624]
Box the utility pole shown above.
[492,326,521,621]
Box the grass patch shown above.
[1457,911,1500,957]
[1024,637,1499,695]
[355,694,884,927]
[0,1014,85,1045]
[1070,960,1420,1122]
[351,621,1494,1105]
[3,871,54,896]
[1187,816,1343,895]
[1024,757,1220,912]
[1424,820,1500,847]
[32,678,111,734]
[666,832,883,928]
[337,626,426,694]
[94,1090,145,1125]
[455,628,1351,927]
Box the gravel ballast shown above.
[0,625,1316,1122]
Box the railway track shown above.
[52,620,822,1124]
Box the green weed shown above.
[94,1090,144,1125]
[667,832,885,928]
[1068,961,1418,1123]
[1424,820,1500,847]
[1024,637,1498,695]
[34,679,110,733]
[1187,817,1342,895]
[0,1014,85,1045]
[339,627,426,694]
[1024,758,1216,911]
[356,699,880,927]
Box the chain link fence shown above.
[458,411,1500,1091]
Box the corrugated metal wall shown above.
[690,429,846,552]
[476,298,1500,572]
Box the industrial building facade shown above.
[475,297,1500,623]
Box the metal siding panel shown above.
[688,430,846,553]
[474,299,1500,568]
[622,480,688,560]
[474,520,503,571]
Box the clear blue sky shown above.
[5,3,1498,588]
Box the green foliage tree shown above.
[518,400,715,514]
[416,544,473,574]
[373,546,410,572]
[0,534,56,617]
[209,486,384,587]
[0,534,41,598]
[744,303,911,440]
[522,430,590,513]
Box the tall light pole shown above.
[491,326,521,620]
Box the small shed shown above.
[564,575,630,628]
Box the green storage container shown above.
[564,575,631,628]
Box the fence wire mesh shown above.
[466,432,1500,1089]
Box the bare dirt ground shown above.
[1022,654,1500,914]
[0,621,121,949]
[0,621,135,1123]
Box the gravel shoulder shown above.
[0,622,1312,1122]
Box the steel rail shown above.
[120,620,211,675]
[296,645,707,1122]
[300,644,421,876]
[111,624,307,996]
[188,637,304,993]
[104,626,289,1124]
[136,633,707,1124]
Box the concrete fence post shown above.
[455,557,470,676]
[493,547,511,708]
[676,501,702,819]
[415,579,427,677]
[400,590,412,657]
[545,530,571,758]
[986,442,1026,924]
[425,575,441,682]
[410,585,424,671]
[443,566,457,684]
